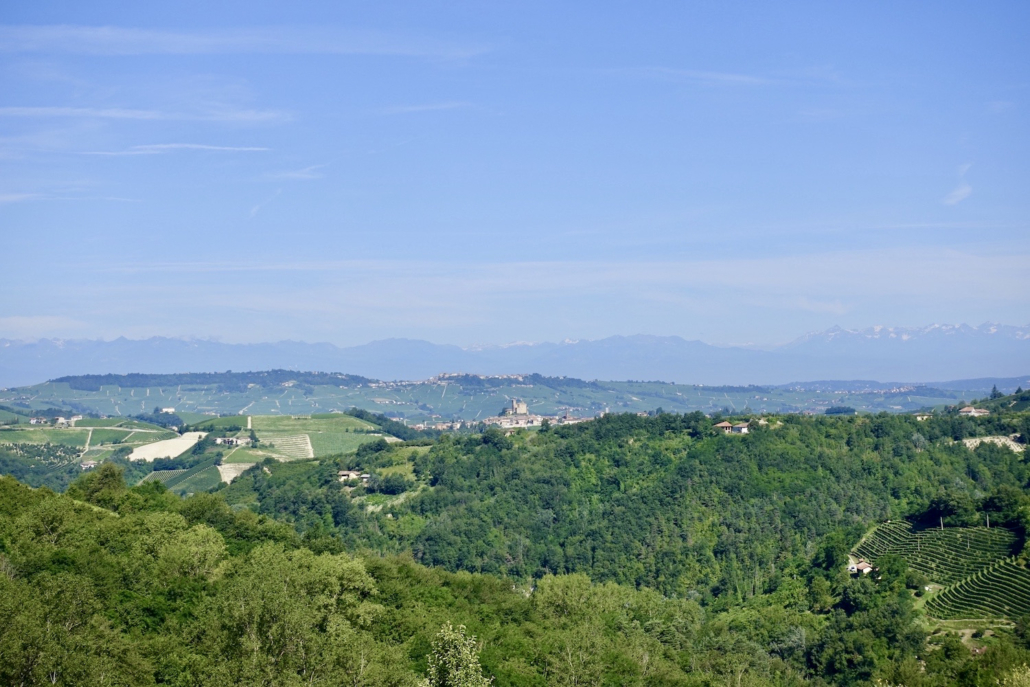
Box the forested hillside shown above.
[4,400,1030,685]
[224,410,1030,601]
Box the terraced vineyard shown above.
[263,434,314,460]
[169,466,223,494]
[138,469,188,484]
[925,558,1030,621]
[854,520,1018,585]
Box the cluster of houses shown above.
[412,399,588,433]
[214,437,250,446]
[29,415,84,426]
[482,399,588,432]
[714,421,751,434]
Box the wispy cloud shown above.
[0,193,43,204]
[0,106,287,123]
[614,66,777,86]
[269,164,328,180]
[944,163,972,206]
[0,25,487,60]
[380,102,472,114]
[250,188,281,217]
[0,315,90,338]
[798,108,842,122]
[83,143,270,156]
[987,100,1014,114]
[0,192,139,204]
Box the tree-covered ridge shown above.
[221,409,1030,602]
[6,465,1030,686]
[4,395,1030,685]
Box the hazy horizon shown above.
[2,3,1029,347]
[3,320,1030,350]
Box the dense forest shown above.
[4,400,1030,685]
[223,409,1030,601]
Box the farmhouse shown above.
[160,407,176,413]
[54,417,68,426]
[29,417,48,425]
[714,421,733,433]
[854,561,873,575]
[959,406,990,418]
[81,461,98,470]
[915,414,931,421]
[338,470,370,484]
[214,437,250,446]
[731,422,750,434]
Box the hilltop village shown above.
[412,397,590,431]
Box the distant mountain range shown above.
[1,323,1027,388]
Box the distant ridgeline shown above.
[7,369,1025,419]
[51,370,374,392]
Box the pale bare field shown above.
[216,462,255,484]
[962,436,1024,453]
[129,432,206,462]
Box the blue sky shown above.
[1,2,1028,346]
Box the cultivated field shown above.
[0,422,179,467]
[854,520,1030,622]
[854,520,1018,585]
[925,558,1030,621]
[196,413,390,460]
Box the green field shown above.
[254,414,385,460]
[197,413,392,459]
[90,428,165,445]
[74,418,165,430]
[175,411,217,424]
[194,416,250,429]
[222,447,280,464]
[306,431,383,457]
[251,414,376,432]
[0,409,24,423]
[0,427,91,447]
[854,520,1019,585]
